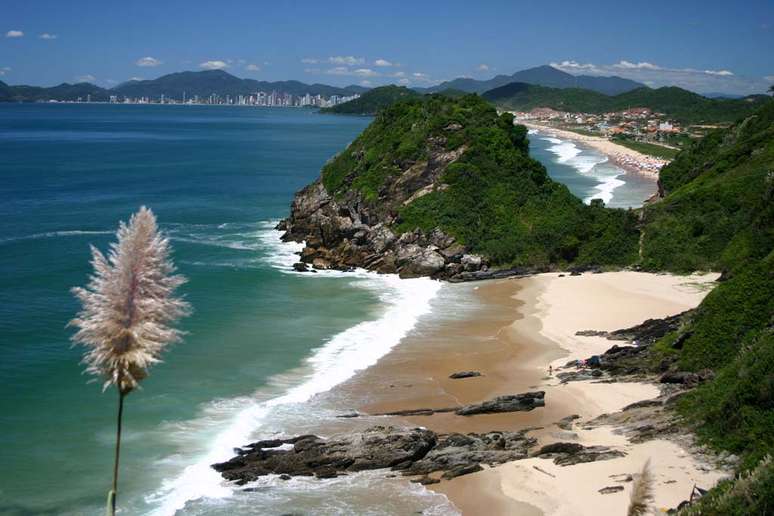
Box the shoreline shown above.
[518,120,669,177]
[333,271,726,514]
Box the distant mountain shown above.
[421,65,645,96]
[0,70,368,102]
[112,70,366,99]
[482,82,771,124]
[0,81,110,102]
[321,85,422,115]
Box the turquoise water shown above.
[528,129,658,209]
[0,105,653,516]
[0,105,453,515]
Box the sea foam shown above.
[146,224,443,515]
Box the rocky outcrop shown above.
[277,136,499,280]
[212,426,537,484]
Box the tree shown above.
[69,207,190,516]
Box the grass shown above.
[612,139,680,160]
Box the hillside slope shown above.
[279,94,639,279]
[484,82,770,124]
[320,85,422,115]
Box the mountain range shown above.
[0,70,367,103]
[418,65,646,96]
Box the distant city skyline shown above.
[2,0,772,95]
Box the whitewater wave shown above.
[146,225,443,515]
[537,133,624,205]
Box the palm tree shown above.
[69,207,190,516]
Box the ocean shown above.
[528,129,657,209]
[0,104,653,515]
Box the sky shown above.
[1,0,773,95]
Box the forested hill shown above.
[320,85,423,115]
[483,82,770,124]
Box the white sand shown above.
[442,271,725,515]
[517,121,669,175]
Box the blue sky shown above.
[2,0,772,94]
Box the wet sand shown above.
[333,271,723,514]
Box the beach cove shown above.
[325,271,729,515]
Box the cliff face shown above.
[278,130,489,279]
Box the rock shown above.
[312,257,331,270]
[292,262,309,272]
[599,485,624,494]
[213,426,538,485]
[535,442,584,455]
[441,463,483,479]
[455,392,545,415]
[553,446,626,466]
[460,254,484,272]
[660,371,700,385]
[575,329,609,337]
[397,246,446,278]
[449,371,482,379]
[415,476,440,485]
[279,474,291,480]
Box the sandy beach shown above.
[336,271,725,515]
[517,120,670,176]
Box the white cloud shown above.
[129,77,143,81]
[392,71,406,78]
[360,80,372,86]
[301,57,319,64]
[0,66,10,76]
[328,56,365,66]
[6,30,23,38]
[323,66,381,78]
[612,60,660,70]
[398,78,410,85]
[39,33,58,40]
[478,63,490,71]
[765,75,774,82]
[136,56,162,67]
[245,63,260,71]
[374,58,393,67]
[75,74,96,83]
[199,60,229,70]
[550,59,764,95]
[353,68,378,77]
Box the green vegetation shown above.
[321,85,423,115]
[323,95,774,510]
[322,94,640,268]
[640,100,774,272]
[678,456,773,515]
[611,138,679,160]
[483,82,770,125]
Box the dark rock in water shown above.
[279,474,291,481]
[449,371,482,379]
[413,475,441,485]
[535,442,584,455]
[212,426,436,485]
[213,426,538,485]
[599,485,625,494]
[292,262,309,272]
[455,392,545,415]
[336,411,362,418]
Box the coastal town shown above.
[65,91,361,107]
[510,106,699,175]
